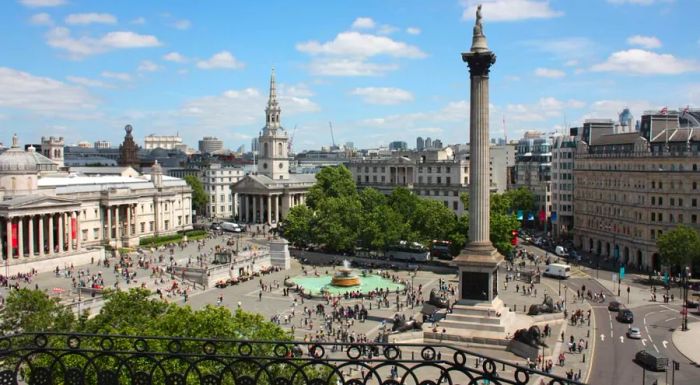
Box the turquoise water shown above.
[290,274,405,295]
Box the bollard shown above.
[524,305,526,313]
[587,330,590,338]
[585,340,588,349]
[412,351,415,360]
[582,354,585,363]
[502,363,506,371]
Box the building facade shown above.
[202,163,244,219]
[512,132,552,223]
[573,109,700,271]
[199,137,224,154]
[551,134,576,239]
[0,134,193,273]
[232,69,315,224]
[348,148,471,215]
[144,134,183,150]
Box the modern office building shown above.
[551,133,577,239]
[202,163,244,219]
[389,141,408,151]
[573,108,700,271]
[416,137,425,151]
[199,137,224,154]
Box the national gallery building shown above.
[0,134,193,274]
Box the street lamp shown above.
[682,266,690,331]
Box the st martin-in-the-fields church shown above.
[232,69,315,224]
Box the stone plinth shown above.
[269,238,290,270]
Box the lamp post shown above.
[682,266,690,331]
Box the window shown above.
[93,228,99,240]
[453,201,458,210]
[437,177,442,184]
[164,220,169,230]
[659,197,663,205]
[140,222,145,233]
[178,216,182,226]
[651,197,656,205]
[149,221,154,231]
[365,176,369,183]
[671,198,675,206]
[695,199,698,207]
[693,215,698,223]
[650,229,655,240]
[381,176,385,182]
[357,176,361,183]
[651,213,656,221]
[694,182,698,190]
[443,201,448,207]
[446,177,451,185]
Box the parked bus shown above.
[386,241,430,262]
[431,240,453,260]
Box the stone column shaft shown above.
[267,195,272,224]
[28,216,34,257]
[18,217,24,257]
[38,216,44,257]
[48,215,54,255]
[57,213,64,253]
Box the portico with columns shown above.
[231,68,315,224]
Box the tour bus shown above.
[430,240,453,260]
[543,263,572,279]
[386,241,430,262]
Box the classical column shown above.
[38,215,44,257]
[75,211,81,250]
[6,218,12,258]
[48,215,54,255]
[462,15,496,252]
[267,195,272,224]
[105,206,111,240]
[57,213,64,253]
[28,216,34,257]
[18,217,24,257]
[115,205,121,241]
[126,204,132,237]
[252,195,257,223]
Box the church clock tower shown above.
[258,68,289,180]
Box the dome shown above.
[0,134,57,174]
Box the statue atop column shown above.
[470,4,489,53]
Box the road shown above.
[518,241,700,384]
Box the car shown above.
[209,223,222,231]
[608,301,622,312]
[685,298,699,308]
[635,350,668,371]
[617,309,634,323]
[627,327,642,339]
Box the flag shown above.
[538,209,546,222]
[71,217,77,239]
[527,212,534,221]
[516,210,524,220]
[11,222,18,248]
[551,212,558,222]
[660,107,668,115]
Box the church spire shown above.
[264,67,281,131]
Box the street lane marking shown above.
[600,334,605,342]
[662,340,668,349]
[643,318,646,325]
[641,339,646,346]
[620,336,624,344]
[653,344,659,353]
[663,317,676,323]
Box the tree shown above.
[358,204,406,251]
[184,175,209,216]
[0,289,75,334]
[491,213,521,256]
[504,187,535,213]
[281,205,315,247]
[657,225,700,268]
[314,196,362,253]
[305,165,357,209]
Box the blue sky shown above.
[1,0,699,151]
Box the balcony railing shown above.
[0,333,581,385]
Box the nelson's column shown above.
[438,5,517,342]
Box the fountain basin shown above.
[290,274,404,295]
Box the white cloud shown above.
[626,35,662,49]
[66,76,111,88]
[137,60,160,72]
[296,31,426,59]
[351,87,414,105]
[181,87,318,129]
[131,17,146,25]
[583,99,655,121]
[592,49,698,75]
[308,59,398,76]
[0,67,98,117]
[65,13,117,25]
[524,37,596,61]
[564,59,579,66]
[163,52,186,62]
[279,83,314,98]
[505,97,585,122]
[196,51,244,70]
[30,12,53,26]
[377,24,399,35]
[45,27,161,58]
[19,0,65,8]
[351,17,375,29]
[173,19,191,30]
[406,27,421,35]
[461,0,563,22]
[534,67,565,78]
[101,71,131,81]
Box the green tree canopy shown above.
[184,175,209,215]
[0,289,75,334]
[281,205,316,247]
[305,165,357,209]
[657,225,700,268]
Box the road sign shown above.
[612,273,618,283]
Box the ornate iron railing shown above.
[0,333,583,385]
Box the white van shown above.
[555,246,568,257]
[220,222,242,233]
[543,263,571,279]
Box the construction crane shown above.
[287,124,297,153]
[328,121,336,148]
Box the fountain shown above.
[330,260,361,287]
